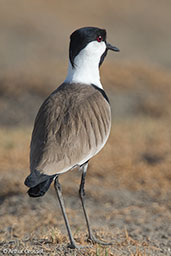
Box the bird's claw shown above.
[87,234,113,246]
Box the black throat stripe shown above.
[91,84,110,104]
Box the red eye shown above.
[97,36,102,42]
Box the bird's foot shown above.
[87,234,113,246]
[68,242,92,249]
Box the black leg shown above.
[79,163,112,245]
[54,176,84,249]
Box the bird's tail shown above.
[24,170,55,197]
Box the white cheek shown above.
[65,40,106,88]
[74,41,106,67]
[84,41,106,57]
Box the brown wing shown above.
[30,83,111,175]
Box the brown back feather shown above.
[30,83,111,175]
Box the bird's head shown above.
[69,27,119,68]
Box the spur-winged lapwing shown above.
[25,26,119,249]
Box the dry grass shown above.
[0,114,170,255]
[0,61,171,254]
[0,62,171,255]
[0,1,171,255]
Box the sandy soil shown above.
[0,1,171,255]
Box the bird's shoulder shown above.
[36,82,108,117]
[31,82,110,141]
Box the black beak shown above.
[106,42,120,52]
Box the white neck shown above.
[64,41,106,89]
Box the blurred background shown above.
[0,1,170,255]
[0,0,171,125]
